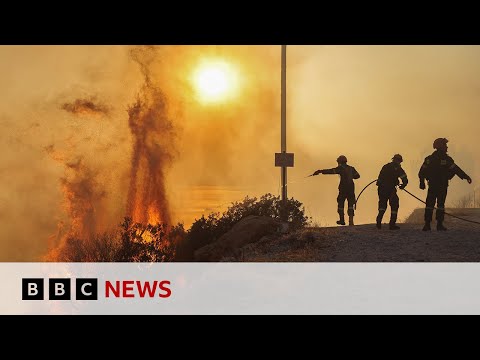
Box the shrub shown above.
[451,192,475,208]
[45,233,120,262]
[176,193,311,260]
[48,217,184,262]
[47,194,309,262]
[116,217,178,262]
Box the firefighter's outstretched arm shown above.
[451,163,472,184]
[319,167,339,175]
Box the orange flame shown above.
[125,47,175,226]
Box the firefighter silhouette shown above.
[313,155,360,226]
[418,138,472,231]
[375,154,408,230]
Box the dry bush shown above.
[47,217,185,262]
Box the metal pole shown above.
[281,45,287,205]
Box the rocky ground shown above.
[194,209,480,262]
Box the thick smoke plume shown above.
[62,97,110,116]
[59,158,106,239]
[44,144,107,253]
[125,47,176,226]
[48,46,177,261]
[2,45,479,262]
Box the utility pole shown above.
[281,45,287,204]
[275,45,294,214]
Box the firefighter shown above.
[313,155,360,226]
[418,138,472,231]
[375,154,408,230]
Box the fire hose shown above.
[354,179,377,210]
[354,178,480,225]
[400,187,480,225]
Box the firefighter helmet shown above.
[336,155,347,164]
[433,138,448,150]
[392,154,403,162]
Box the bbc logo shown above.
[22,278,98,300]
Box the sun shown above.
[193,60,239,104]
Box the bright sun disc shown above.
[193,60,238,104]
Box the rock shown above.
[194,215,287,261]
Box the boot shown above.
[336,214,345,226]
[389,212,399,230]
[348,215,354,226]
[422,222,431,231]
[389,222,400,230]
[437,221,448,231]
[376,211,385,229]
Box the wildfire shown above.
[125,47,176,226]
[46,46,178,260]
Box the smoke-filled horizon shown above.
[0,45,479,261]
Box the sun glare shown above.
[193,60,239,104]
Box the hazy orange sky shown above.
[1,45,479,260]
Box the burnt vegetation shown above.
[48,193,310,262]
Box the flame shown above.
[125,47,176,226]
[44,148,107,259]
[46,46,178,261]
[147,206,160,225]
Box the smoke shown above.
[46,46,177,261]
[59,157,107,239]
[45,46,180,260]
[43,142,109,258]
[159,46,283,226]
[62,97,110,116]
[125,46,177,226]
[1,45,480,261]
[287,45,480,225]
[0,46,135,261]
[0,46,283,261]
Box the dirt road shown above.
[241,208,480,262]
